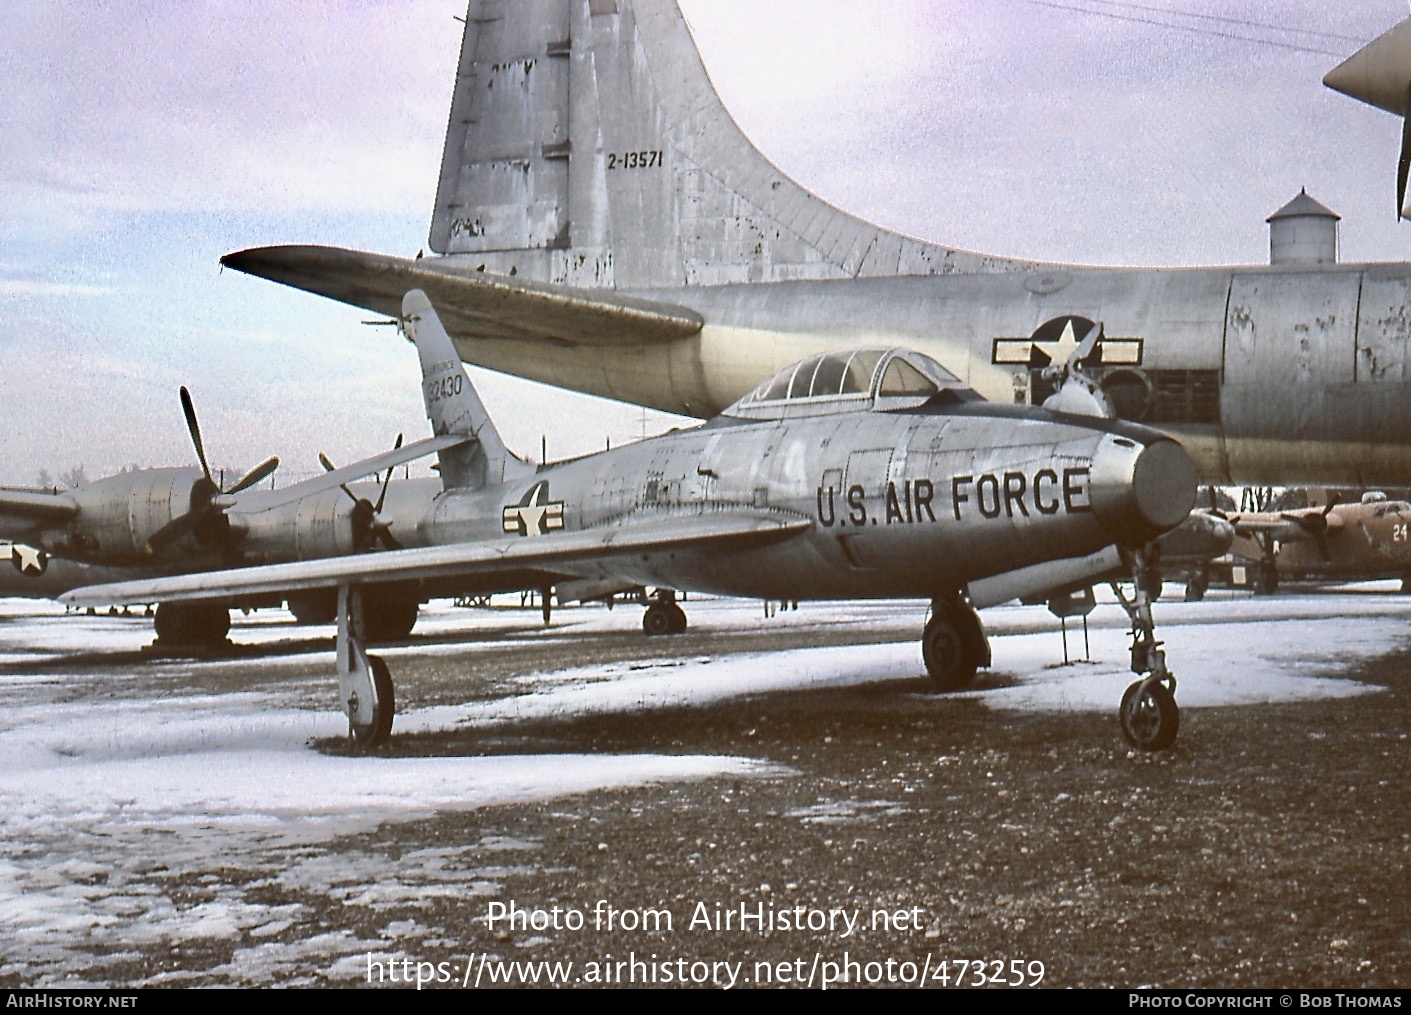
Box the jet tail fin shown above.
[401,289,534,490]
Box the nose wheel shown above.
[1111,550,1180,751]
[1119,676,1179,750]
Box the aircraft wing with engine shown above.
[0,488,79,542]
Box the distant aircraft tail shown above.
[400,289,535,490]
[428,0,1022,287]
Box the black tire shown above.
[154,602,229,646]
[351,655,395,749]
[364,595,419,642]
[643,603,673,636]
[1253,561,1279,595]
[1184,567,1209,602]
[667,603,687,634]
[287,591,337,625]
[1119,679,1180,751]
[922,613,976,691]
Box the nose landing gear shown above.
[1112,551,1180,750]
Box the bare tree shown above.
[58,465,88,490]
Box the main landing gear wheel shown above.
[363,595,419,642]
[922,601,986,692]
[1120,678,1179,751]
[350,655,395,749]
[153,602,230,646]
[1184,566,1209,602]
[643,602,687,635]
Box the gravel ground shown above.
[4,600,1409,988]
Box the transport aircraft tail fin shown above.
[400,289,535,490]
[428,0,1026,288]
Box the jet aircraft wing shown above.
[0,489,79,540]
[220,245,704,347]
[61,511,811,608]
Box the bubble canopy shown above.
[724,347,977,419]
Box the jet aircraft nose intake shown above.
[1088,435,1197,547]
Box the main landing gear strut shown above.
[336,583,394,750]
[1111,549,1180,751]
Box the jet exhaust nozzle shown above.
[1089,435,1197,547]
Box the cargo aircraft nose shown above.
[1089,434,1198,547]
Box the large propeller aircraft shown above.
[1189,491,1411,597]
[0,391,466,644]
[221,1,1411,489]
[64,291,1199,753]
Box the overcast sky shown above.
[2,0,1408,486]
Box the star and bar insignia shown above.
[502,481,566,537]
[992,316,1143,368]
[9,544,48,577]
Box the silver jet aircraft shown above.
[64,291,1199,753]
[222,0,1411,488]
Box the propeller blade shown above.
[318,452,361,504]
[143,513,196,556]
[375,434,403,513]
[228,456,280,495]
[1071,321,1103,368]
[179,386,213,484]
[1400,86,1411,219]
[1316,534,1331,563]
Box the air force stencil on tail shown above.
[503,482,565,537]
[65,290,1197,755]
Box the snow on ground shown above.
[0,587,1407,983]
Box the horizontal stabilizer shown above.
[61,511,811,607]
[242,433,470,512]
[1324,18,1411,116]
[1324,18,1411,216]
[220,245,703,347]
[0,489,79,540]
